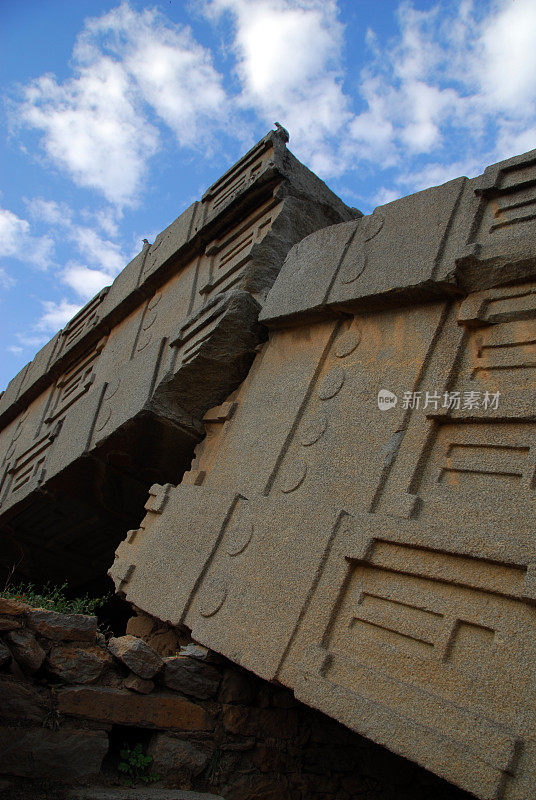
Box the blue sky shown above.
[1,0,535,389]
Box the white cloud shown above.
[477,0,536,111]
[0,207,55,269]
[25,198,73,227]
[62,262,114,300]
[19,59,158,207]
[15,333,49,349]
[26,196,127,294]
[205,0,351,174]
[84,4,228,148]
[347,0,536,184]
[92,208,120,238]
[37,299,82,331]
[0,268,15,290]
[16,2,227,207]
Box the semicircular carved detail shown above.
[147,291,162,311]
[13,413,28,441]
[105,377,121,400]
[280,458,308,493]
[300,413,328,446]
[363,211,384,242]
[198,577,228,618]
[142,310,158,331]
[226,516,254,557]
[318,365,345,400]
[339,212,384,284]
[137,332,152,352]
[339,252,365,284]
[335,328,361,358]
[95,404,112,432]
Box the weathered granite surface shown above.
[0,128,357,587]
[111,147,536,800]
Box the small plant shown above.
[118,742,160,786]
[1,580,110,615]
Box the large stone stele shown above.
[0,126,357,589]
[111,147,536,800]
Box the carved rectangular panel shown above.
[1,426,59,500]
[202,137,274,218]
[55,289,108,358]
[292,532,535,800]
[199,197,281,297]
[477,154,536,238]
[43,339,106,426]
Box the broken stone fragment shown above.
[28,609,97,642]
[163,654,221,700]
[47,643,113,684]
[5,629,45,672]
[180,643,220,663]
[126,611,183,657]
[123,671,154,694]
[107,634,163,679]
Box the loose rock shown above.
[108,635,163,679]
[163,655,221,700]
[47,643,112,684]
[0,678,45,723]
[5,629,45,672]
[28,609,97,642]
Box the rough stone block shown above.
[0,643,10,667]
[47,643,112,684]
[68,790,225,800]
[28,609,97,641]
[163,655,221,699]
[58,686,212,731]
[0,599,28,617]
[5,629,45,672]
[123,672,154,694]
[0,616,22,632]
[108,634,163,679]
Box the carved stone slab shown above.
[0,129,356,586]
[111,149,536,800]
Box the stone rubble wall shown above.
[0,599,470,800]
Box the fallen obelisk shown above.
[0,128,356,587]
[111,146,536,800]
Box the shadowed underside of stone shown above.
[0,128,356,587]
[111,148,536,800]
